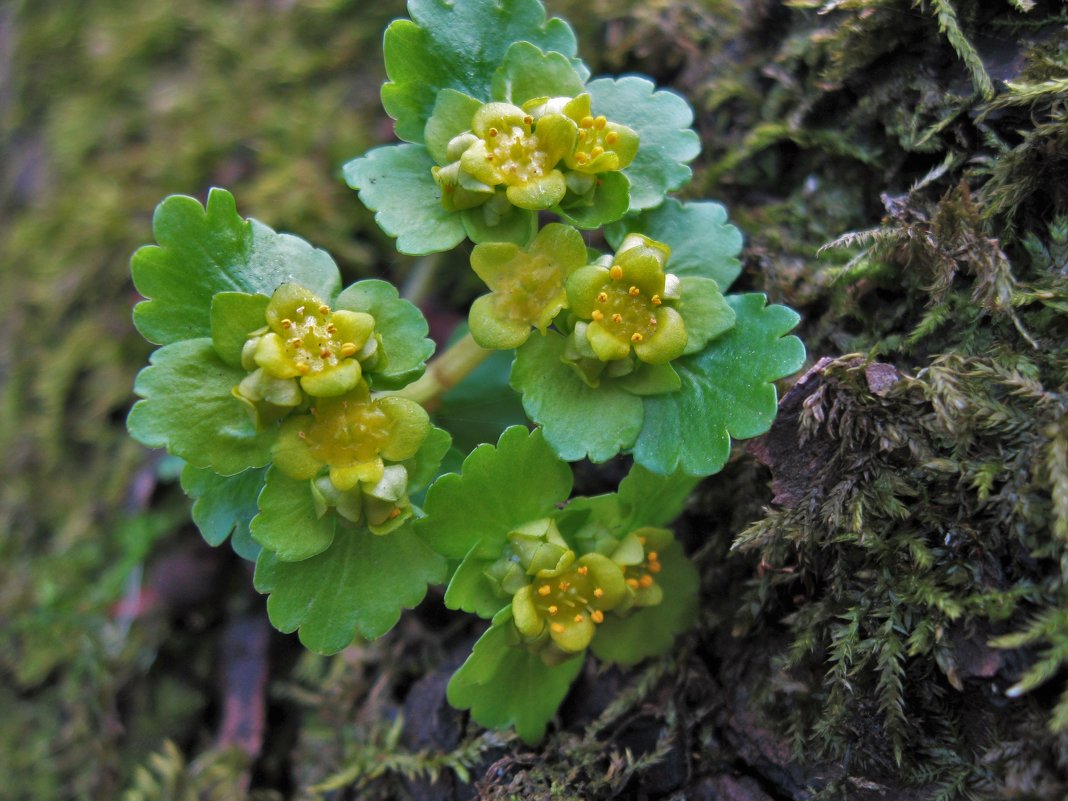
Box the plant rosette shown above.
[342,0,699,254]
[418,427,701,743]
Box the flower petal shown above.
[300,358,362,397]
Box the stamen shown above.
[281,319,293,329]
[594,116,607,129]
[339,343,358,357]
[574,152,589,165]
[591,309,604,322]
[647,551,658,562]
[593,587,604,598]
[318,304,330,315]
[631,332,643,342]
[551,623,565,634]
[577,566,588,576]
[296,363,310,375]
[611,313,623,324]
[579,115,594,128]
[486,154,494,161]
[591,610,605,624]
[597,292,608,303]
[626,578,640,590]
[326,324,337,334]
[290,338,303,347]
[609,265,624,280]
[590,145,604,158]
[548,605,558,616]
[573,614,584,624]
[628,286,640,296]
[523,115,533,125]
[651,294,662,306]
[577,130,587,141]
[649,562,662,574]
[538,585,551,597]
[559,581,570,591]
[320,348,331,359]
[605,131,619,145]
[488,127,498,137]
[639,574,654,588]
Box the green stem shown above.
[389,331,493,410]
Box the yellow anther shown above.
[488,127,498,137]
[631,332,643,343]
[281,318,293,329]
[339,342,358,358]
[593,587,604,598]
[296,363,310,375]
[573,614,584,624]
[651,294,662,306]
[590,145,604,158]
[626,578,640,590]
[559,581,570,591]
[649,561,662,574]
[594,116,607,129]
[597,291,608,303]
[523,115,533,125]
[290,338,303,347]
[605,131,619,145]
[486,153,494,161]
[574,152,589,165]
[591,610,605,624]
[548,605,558,615]
[577,130,587,141]
[538,585,551,597]
[609,265,624,280]
[551,623,565,634]
[318,304,330,315]
[639,574,654,588]
[612,313,623,324]
[326,324,337,334]
[320,347,331,359]
[628,286,640,296]
[577,566,588,576]
[647,551,658,562]
[591,309,604,322]
[579,115,594,128]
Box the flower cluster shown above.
[431,93,638,217]
[233,283,430,532]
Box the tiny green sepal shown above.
[131,188,341,346]
[446,612,585,745]
[253,523,447,654]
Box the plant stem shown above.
[388,331,493,411]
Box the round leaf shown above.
[180,464,267,561]
[250,467,337,562]
[491,41,586,107]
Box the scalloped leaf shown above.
[633,293,806,476]
[381,0,587,142]
[254,524,446,654]
[510,332,644,463]
[343,145,467,256]
[616,464,700,532]
[590,542,698,665]
[405,425,454,496]
[210,291,269,368]
[333,279,436,390]
[447,615,584,744]
[554,172,632,230]
[585,78,700,211]
[127,338,274,476]
[418,426,572,562]
[132,188,341,346]
[250,467,337,562]
[606,199,743,289]
[491,41,586,107]
[180,464,266,561]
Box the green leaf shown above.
[447,616,584,744]
[128,338,274,475]
[590,542,698,665]
[585,78,700,211]
[461,201,537,246]
[676,276,736,355]
[381,0,586,143]
[424,89,483,165]
[333,279,436,390]
[405,425,453,495]
[180,464,266,561]
[491,42,586,107]
[132,188,341,345]
[554,172,632,229]
[444,544,511,619]
[343,145,467,256]
[510,332,644,463]
[606,199,743,289]
[254,524,446,653]
[250,467,337,562]
[418,426,572,561]
[210,291,269,368]
[633,294,805,476]
[616,464,700,531]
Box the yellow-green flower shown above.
[243,283,375,399]
[468,223,588,349]
[566,234,686,364]
[553,93,638,174]
[511,550,627,654]
[459,102,577,210]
